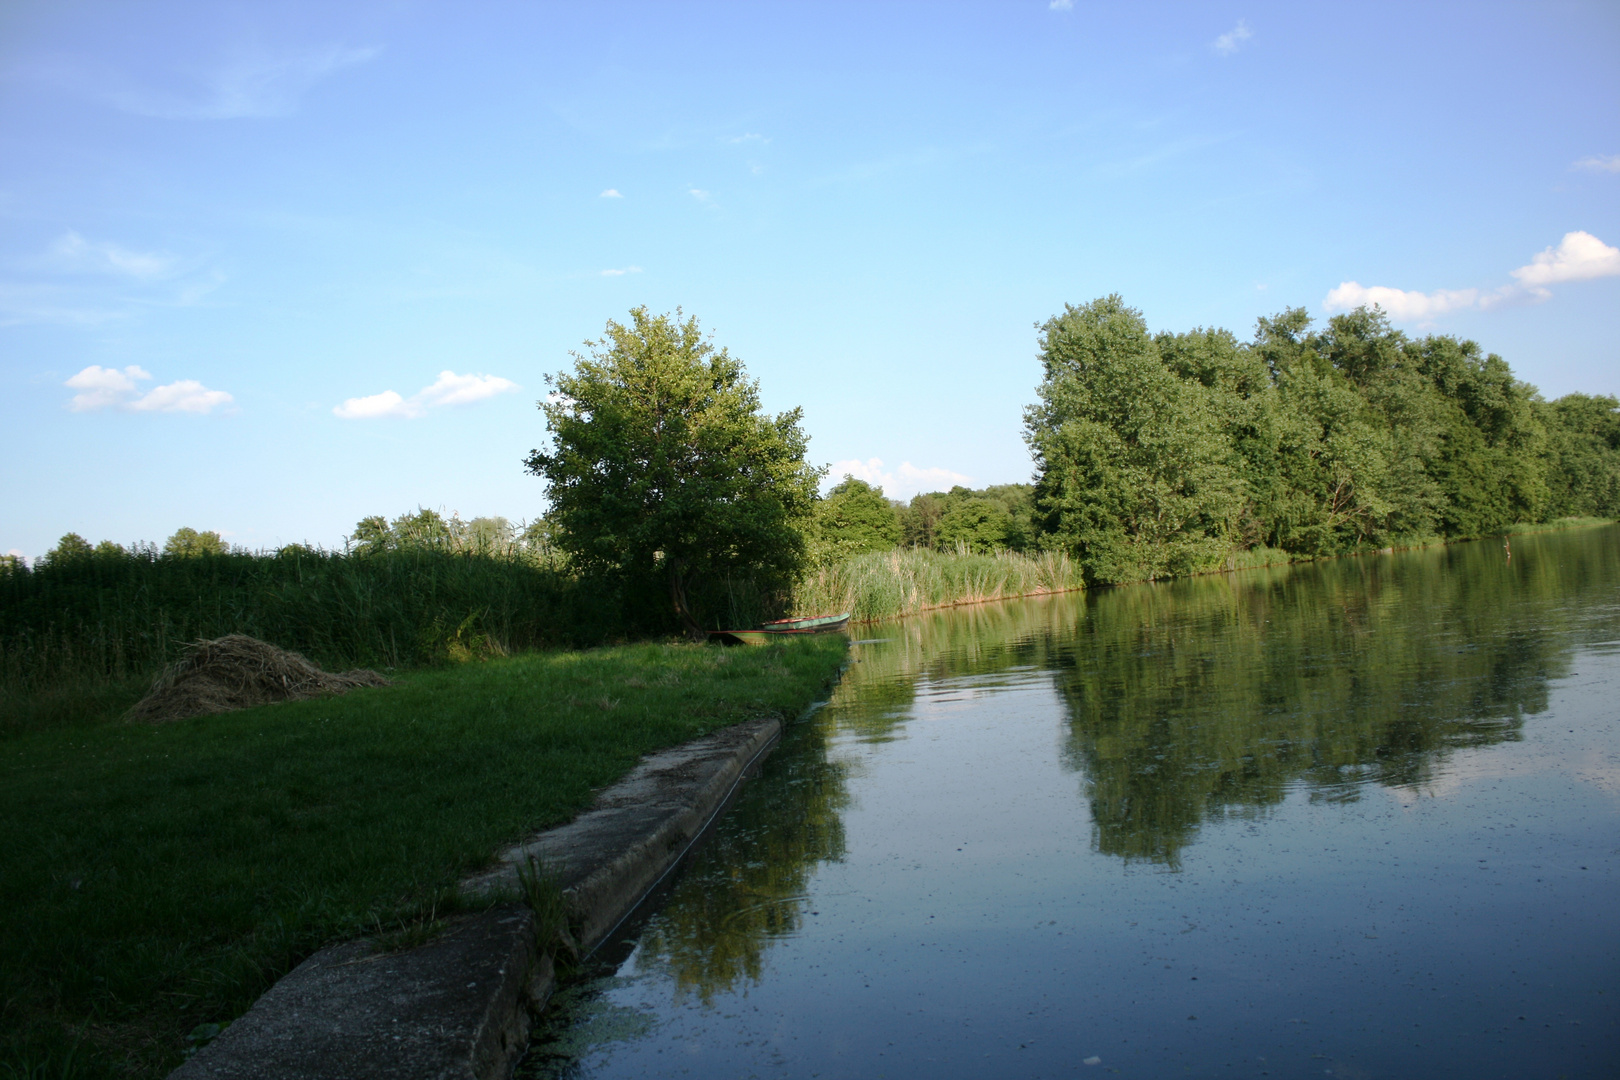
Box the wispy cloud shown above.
[333,370,519,420]
[827,457,974,501]
[30,44,380,120]
[1212,20,1253,55]
[599,266,642,277]
[1571,154,1620,174]
[599,188,624,198]
[2,231,222,326]
[725,132,769,144]
[48,231,175,278]
[0,283,126,327]
[1049,0,1074,10]
[64,364,233,413]
[1094,133,1233,178]
[687,187,711,201]
[1324,230,1620,321]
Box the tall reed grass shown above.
[0,547,649,708]
[791,547,1085,622]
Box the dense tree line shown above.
[812,479,1038,561]
[804,297,1616,585]
[1023,296,1619,583]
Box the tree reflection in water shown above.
[1059,531,1616,865]
[520,525,1617,1075]
[628,716,850,1004]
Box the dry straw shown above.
[124,634,389,724]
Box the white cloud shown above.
[1324,230,1620,322]
[688,187,711,201]
[333,389,417,419]
[1510,230,1620,287]
[333,370,519,420]
[599,188,623,198]
[828,457,975,501]
[65,364,152,411]
[1572,154,1620,174]
[1212,20,1253,55]
[1323,282,1480,321]
[1049,0,1074,10]
[599,266,643,277]
[105,45,381,120]
[726,133,769,144]
[48,231,176,278]
[64,364,231,413]
[128,379,234,413]
[415,370,519,408]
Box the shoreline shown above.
[172,714,802,1080]
[836,517,1615,625]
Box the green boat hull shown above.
[708,612,851,646]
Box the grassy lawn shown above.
[0,636,847,1079]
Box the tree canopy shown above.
[525,307,823,637]
[815,477,902,561]
[1024,295,1620,583]
[162,528,228,558]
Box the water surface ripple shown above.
[523,527,1620,1079]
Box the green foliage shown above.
[43,533,94,565]
[525,308,824,636]
[794,546,1083,622]
[935,497,1009,553]
[1540,393,1620,518]
[1024,296,1619,582]
[1025,295,1242,582]
[814,477,902,561]
[162,527,228,558]
[0,547,652,724]
[898,484,1036,553]
[350,509,525,557]
[0,636,847,1078]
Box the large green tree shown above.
[525,308,824,637]
[162,527,228,558]
[1025,295,1242,582]
[815,477,902,560]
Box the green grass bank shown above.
[0,636,847,1080]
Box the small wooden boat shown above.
[760,612,851,632]
[708,612,851,646]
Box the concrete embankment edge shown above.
[172,716,784,1080]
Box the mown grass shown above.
[0,636,847,1079]
[792,547,1086,622]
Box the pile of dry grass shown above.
[125,634,390,723]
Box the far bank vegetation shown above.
[6,299,1618,717]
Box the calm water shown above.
[523,527,1620,1079]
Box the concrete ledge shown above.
[172,716,783,1080]
[464,715,783,947]
[170,906,545,1080]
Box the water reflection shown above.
[1056,537,1607,865]
[520,526,1620,1077]
[629,717,850,1003]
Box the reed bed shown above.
[0,547,653,730]
[792,547,1086,623]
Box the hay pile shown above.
[125,634,390,723]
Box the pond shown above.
[521,526,1620,1079]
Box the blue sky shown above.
[3,1,1617,559]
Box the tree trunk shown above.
[667,557,705,641]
